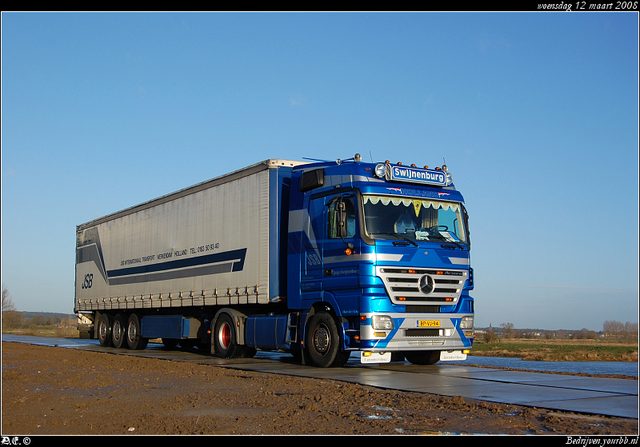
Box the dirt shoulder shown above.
[1,342,637,436]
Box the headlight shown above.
[371,315,394,330]
[460,316,474,329]
[374,163,386,178]
[445,172,453,186]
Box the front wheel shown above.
[305,312,350,368]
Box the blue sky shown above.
[2,12,638,331]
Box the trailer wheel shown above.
[112,314,126,349]
[213,313,242,358]
[125,313,148,350]
[404,350,441,365]
[306,312,349,368]
[97,313,113,347]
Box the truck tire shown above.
[97,313,113,347]
[125,313,148,350]
[404,350,441,365]
[213,313,244,358]
[111,313,126,349]
[305,311,350,368]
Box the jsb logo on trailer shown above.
[81,273,94,289]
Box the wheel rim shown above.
[313,324,331,355]
[99,320,107,340]
[127,321,137,343]
[219,322,231,349]
[113,320,122,342]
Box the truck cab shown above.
[286,154,474,367]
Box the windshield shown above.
[362,194,468,244]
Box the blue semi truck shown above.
[75,154,474,367]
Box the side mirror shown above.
[335,200,347,238]
[335,198,354,249]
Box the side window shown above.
[328,195,356,239]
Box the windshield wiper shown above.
[421,229,466,250]
[370,232,418,247]
[441,242,465,250]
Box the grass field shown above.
[470,338,638,362]
[1,325,77,339]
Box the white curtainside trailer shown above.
[75,159,304,345]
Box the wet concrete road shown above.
[3,335,637,419]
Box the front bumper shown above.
[358,313,474,352]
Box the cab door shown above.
[321,193,361,315]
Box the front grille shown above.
[377,266,468,305]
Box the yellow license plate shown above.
[418,320,440,327]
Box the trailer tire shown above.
[306,311,349,368]
[404,350,441,365]
[125,313,148,350]
[97,313,113,347]
[213,313,244,358]
[112,313,126,349]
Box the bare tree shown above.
[500,322,515,339]
[603,320,622,338]
[624,321,639,342]
[603,320,639,341]
[2,285,24,329]
[2,285,16,313]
